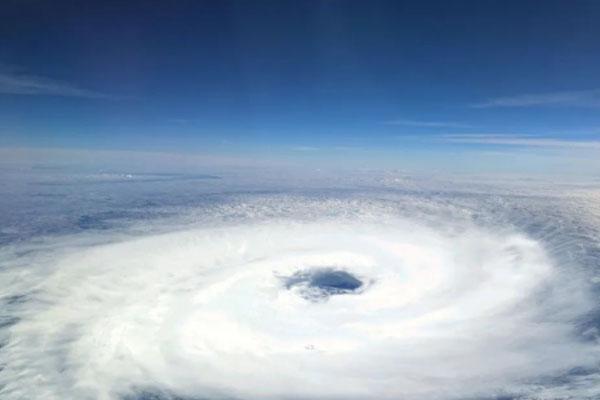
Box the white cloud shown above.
[0,195,597,399]
[290,146,320,152]
[383,119,470,128]
[441,134,600,149]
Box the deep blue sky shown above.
[1,0,600,173]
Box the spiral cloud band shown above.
[1,192,599,400]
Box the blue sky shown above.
[1,0,600,174]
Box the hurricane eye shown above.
[283,268,363,301]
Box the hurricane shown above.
[1,175,600,400]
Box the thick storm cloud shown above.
[1,177,600,400]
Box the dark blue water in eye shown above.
[308,269,362,291]
[284,268,363,300]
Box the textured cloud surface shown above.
[1,174,600,400]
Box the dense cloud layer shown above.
[1,182,600,400]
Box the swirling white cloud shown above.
[1,194,599,400]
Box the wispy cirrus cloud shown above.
[441,133,600,149]
[0,71,110,99]
[473,89,600,108]
[383,119,471,128]
[290,146,320,152]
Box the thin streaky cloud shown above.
[473,89,600,108]
[441,134,600,149]
[0,72,110,98]
[290,146,320,152]
[442,134,538,139]
[383,119,471,128]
